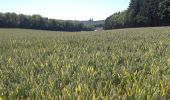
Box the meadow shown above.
[0,27,170,99]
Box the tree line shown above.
[104,0,170,29]
[0,12,94,31]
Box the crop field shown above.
[0,27,170,99]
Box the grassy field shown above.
[0,27,170,99]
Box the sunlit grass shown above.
[0,27,170,99]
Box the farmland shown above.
[0,27,170,99]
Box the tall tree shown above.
[158,0,170,25]
[0,12,94,31]
[104,0,170,29]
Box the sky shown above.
[0,0,130,21]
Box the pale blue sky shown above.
[0,0,130,20]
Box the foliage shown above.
[0,12,94,31]
[104,11,127,29]
[105,0,170,29]
[0,27,170,99]
[158,0,170,25]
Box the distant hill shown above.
[80,19,105,28]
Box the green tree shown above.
[104,11,127,29]
[0,12,94,31]
[158,0,170,25]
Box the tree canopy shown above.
[105,0,170,29]
[0,12,94,31]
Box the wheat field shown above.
[0,27,170,99]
